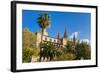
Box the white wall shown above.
[0,0,100,73]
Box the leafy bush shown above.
[75,42,91,60]
[56,52,76,61]
[22,48,40,63]
[22,48,33,63]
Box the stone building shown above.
[35,28,68,48]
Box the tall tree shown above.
[22,28,36,62]
[37,13,50,61]
[37,13,50,43]
[75,42,91,60]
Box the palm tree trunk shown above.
[39,28,44,61]
[41,28,44,43]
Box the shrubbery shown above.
[22,48,40,63]
[22,48,33,63]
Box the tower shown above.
[64,28,67,38]
[73,33,76,46]
[62,28,67,47]
[57,32,61,45]
[35,32,42,48]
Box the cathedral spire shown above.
[63,28,67,38]
[57,32,60,44]
[73,34,76,45]
[57,32,60,39]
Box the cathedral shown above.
[35,28,76,48]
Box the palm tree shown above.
[37,13,50,61]
[40,42,57,61]
[37,13,50,43]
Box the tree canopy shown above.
[23,28,36,48]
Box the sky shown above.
[22,10,91,42]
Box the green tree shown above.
[40,42,57,61]
[58,41,77,60]
[40,41,64,61]
[22,28,37,62]
[66,41,73,52]
[75,42,91,60]
[22,48,33,63]
[37,13,50,61]
[65,41,76,54]
[23,28,36,48]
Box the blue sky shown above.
[22,10,91,42]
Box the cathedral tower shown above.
[62,28,67,47]
[73,33,76,46]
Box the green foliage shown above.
[40,42,57,61]
[22,48,40,63]
[75,42,91,60]
[30,48,40,57]
[22,28,40,63]
[37,13,50,29]
[60,41,91,60]
[40,42,77,61]
[65,41,74,52]
[22,48,33,63]
[23,28,36,48]
[56,46,76,61]
[56,52,76,61]
[40,42,67,61]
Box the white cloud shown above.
[74,32,78,38]
[69,32,90,44]
[69,32,78,39]
[80,39,90,43]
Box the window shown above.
[54,40,56,43]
